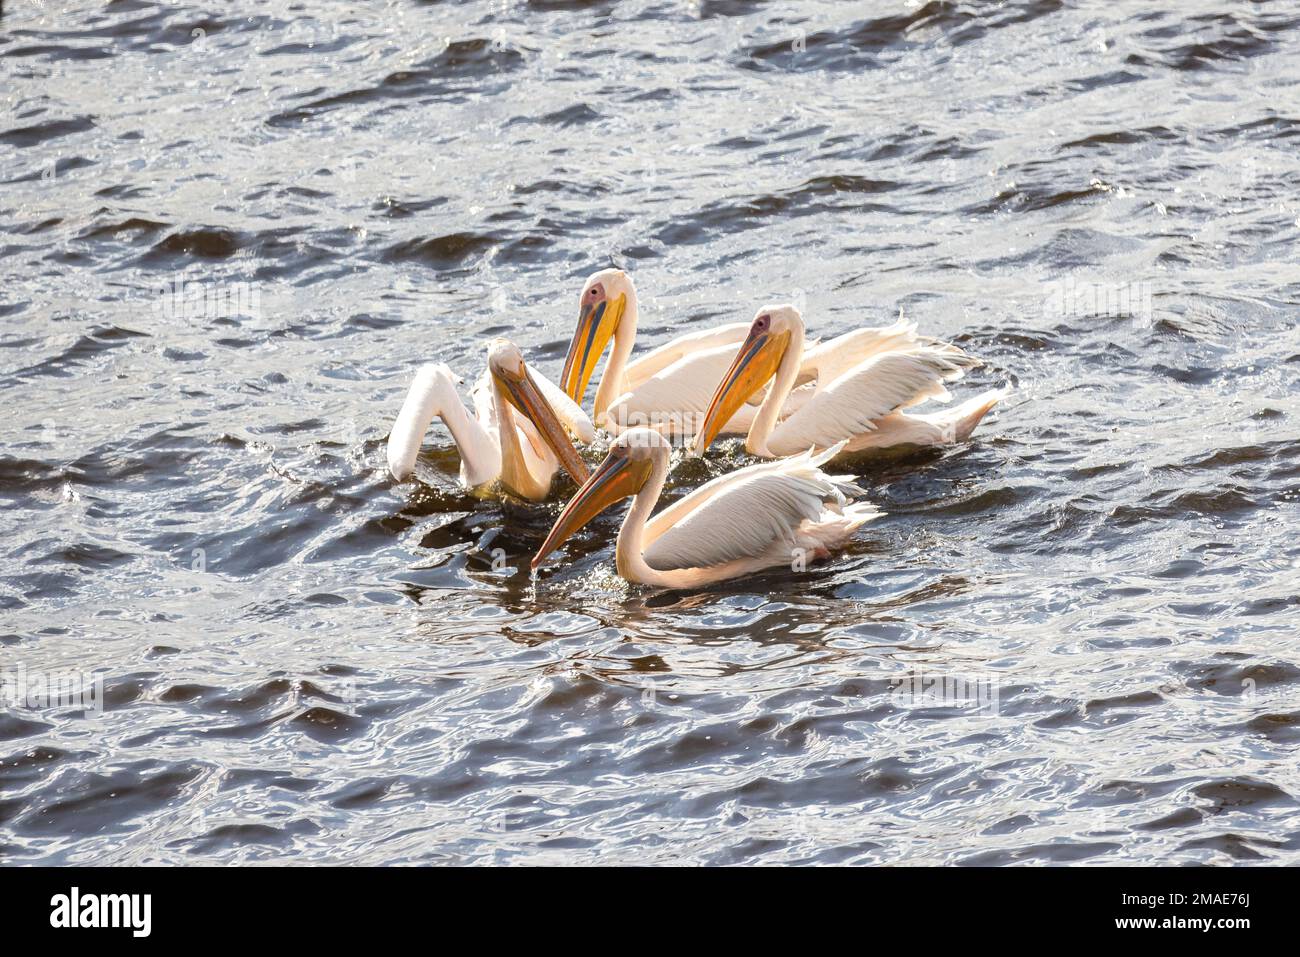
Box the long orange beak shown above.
[560,293,625,404]
[531,447,651,570]
[689,327,790,456]
[496,364,590,485]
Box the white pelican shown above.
[531,429,880,588]
[559,268,756,436]
[690,305,1008,461]
[386,339,593,501]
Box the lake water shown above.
[2,0,1298,864]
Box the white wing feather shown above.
[609,341,748,431]
[642,445,858,571]
[798,318,920,386]
[767,350,968,456]
[624,322,750,390]
[799,319,980,396]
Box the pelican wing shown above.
[798,317,920,387]
[642,446,856,571]
[799,318,979,393]
[624,322,751,391]
[767,350,968,455]
[644,454,798,544]
[611,340,754,432]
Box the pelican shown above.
[558,268,757,437]
[690,305,1009,461]
[532,429,880,588]
[386,339,593,501]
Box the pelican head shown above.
[560,268,635,404]
[487,338,589,485]
[689,304,801,456]
[531,428,667,569]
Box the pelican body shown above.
[691,306,1008,461]
[387,339,593,501]
[532,429,879,589]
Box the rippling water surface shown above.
[2,0,1299,865]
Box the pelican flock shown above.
[386,274,1009,589]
